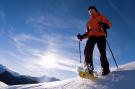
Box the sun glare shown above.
[36,51,78,72]
[38,52,59,69]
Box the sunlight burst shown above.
[38,52,59,69]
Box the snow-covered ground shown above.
[0,81,8,88]
[1,61,135,89]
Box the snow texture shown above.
[0,81,8,87]
[1,61,135,89]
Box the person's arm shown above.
[77,21,90,41]
[98,15,111,30]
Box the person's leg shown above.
[97,37,110,75]
[84,37,96,71]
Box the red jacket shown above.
[86,13,111,37]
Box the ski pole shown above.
[79,40,82,63]
[99,26,119,69]
[106,40,119,69]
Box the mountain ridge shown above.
[0,64,60,85]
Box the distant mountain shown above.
[0,64,38,85]
[0,65,6,73]
[0,65,20,77]
[0,64,60,85]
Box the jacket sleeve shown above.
[86,21,91,33]
[100,15,111,29]
[81,21,90,39]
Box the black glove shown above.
[77,34,83,41]
[77,33,88,41]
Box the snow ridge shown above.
[0,65,6,74]
[0,64,20,77]
[2,61,135,89]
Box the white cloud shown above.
[26,13,85,32]
[35,51,78,72]
[13,33,47,44]
[9,32,79,75]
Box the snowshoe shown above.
[77,64,98,80]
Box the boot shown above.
[85,64,93,75]
[102,68,110,75]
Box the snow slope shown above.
[0,81,8,87]
[2,61,135,89]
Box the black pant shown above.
[84,36,109,71]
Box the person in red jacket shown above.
[77,6,111,75]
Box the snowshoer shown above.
[77,6,111,75]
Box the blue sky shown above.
[0,0,135,80]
